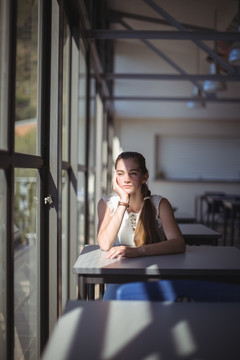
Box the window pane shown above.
[0,0,9,150]
[62,170,68,309]
[77,172,85,252]
[62,17,70,161]
[15,0,39,155]
[78,49,86,165]
[88,173,95,244]
[89,78,96,170]
[14,169,39,359]
[88,79,96,243]
[0,170,7,359]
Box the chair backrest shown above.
[116,280,240,302]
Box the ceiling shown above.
[87,0,240,119]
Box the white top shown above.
[102,194,163,246]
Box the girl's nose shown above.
[124,173,131,182]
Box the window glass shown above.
[88,172,95,244]
[88,78,96,243]
[78,48,86,165]
[15,0,39,155]
[14,168,39,359]
[89,78,96,170]
[62,16,70,161]
[0,0,9,150]
[77,172,85,252]
[62,170,68,309]
[0,170,7,359]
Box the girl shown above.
[97,151,185,259]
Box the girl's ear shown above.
[142,172,149,184]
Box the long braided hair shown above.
[115,152,163,246]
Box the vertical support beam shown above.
[69,28,79,299]
[40,0,51,351]
[49,0,60,332]
[7,0,17,358]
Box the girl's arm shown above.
[97,199,127,251]
[97,171,130,251]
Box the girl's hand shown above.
[106,246,140,259]
[112,171,129,202]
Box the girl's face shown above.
[115,158,148,195]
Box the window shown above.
[15,0,39,155]
[14,168,40,358]
[62,16,70,161]
[0,0,9,150]
[0,170,7,358]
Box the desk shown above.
[174,211,196,223]
[179,223,221,245]
[73,245,240,299]
[42,300,240,360]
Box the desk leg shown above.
[223,207,228,246]
[78,276,87,300]
[88,285,95,300]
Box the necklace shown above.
[127,200,144,232]
[129,212,137,232]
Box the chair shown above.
[116,280,240,302]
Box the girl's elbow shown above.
[97,237,112,252]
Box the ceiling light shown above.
[187,86,206,109]
[203,62,227,92]
[228,26,240,66]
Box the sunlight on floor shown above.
[171,320,197,357]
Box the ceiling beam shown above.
[109,10,215,32]
[119,20,209,95]
[99,73,240,82]
[143,0,235,74]
[104,96,240,103]
[86,29,240,41]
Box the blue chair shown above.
[116,280,240,302]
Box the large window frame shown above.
[0,0,112,358]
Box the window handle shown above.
[44,195,53,205]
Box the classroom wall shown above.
[114,117,240,217]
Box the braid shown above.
[134,184,161,246]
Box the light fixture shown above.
[229,0,240,66]
[203,62,227,92]
[228,26,240,66]
[203,9,227,91]
[187,86,206,109]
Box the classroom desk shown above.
[73,245,240,299]
[42,300,240,360]
[178,223,221,245]
[174,211,196,223]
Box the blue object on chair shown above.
[116,280,240,302]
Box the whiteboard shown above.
[156,136,240,181]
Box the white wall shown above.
[115,117,240,217]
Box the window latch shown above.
[44,195,53,205]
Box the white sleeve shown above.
[102,195,119,216]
